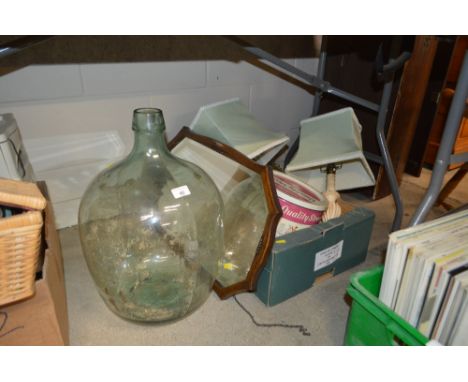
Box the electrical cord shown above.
[7,138,26,178]
[0,311,24,338]
[233,295,311,337]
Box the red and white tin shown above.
[274,171,327,236]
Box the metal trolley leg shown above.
[376,75,404,232]
[410,50,468,226]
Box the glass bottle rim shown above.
[132,108,165,132]
[134,107,163,115]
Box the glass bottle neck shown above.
[131,108,171,156]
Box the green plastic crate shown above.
[344,265,430,346]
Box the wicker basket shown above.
[0,178,46,306]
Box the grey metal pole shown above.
[243,46,325,89]
[243,45,380,113]
[409,50,468,226]
[0,36,53,59]
[450,151,468,165]
[312,41,327,116]
[375,73,404,232]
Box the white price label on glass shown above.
[171,185,191,199]
[314,240,343,271]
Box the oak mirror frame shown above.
[168,127,282,299]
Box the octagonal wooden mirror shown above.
[169,127,281,299]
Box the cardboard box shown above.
[255,206,375,306]
[0,183,69,345]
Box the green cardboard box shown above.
[255,207,375,306]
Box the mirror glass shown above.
[171,137,269,288]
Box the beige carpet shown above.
[60,168,467,345]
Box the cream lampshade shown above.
[285,107,376,221]
[189,98,289,165]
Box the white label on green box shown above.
[314,240,343,271]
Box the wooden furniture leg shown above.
[436,163,468,209]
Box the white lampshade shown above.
[285,108,376,192]
[190,98,289,165]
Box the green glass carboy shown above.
[78,108,224,323]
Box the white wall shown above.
[0,58,318,227]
